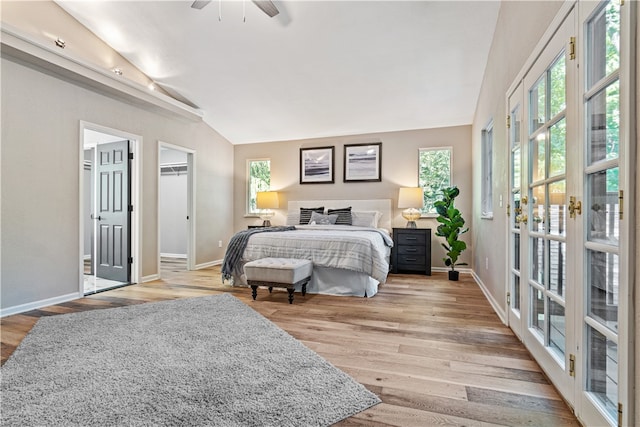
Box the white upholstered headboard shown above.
[287,199,392,231]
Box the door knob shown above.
[569,196,582,218]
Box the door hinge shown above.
[507,292,511,305]
[569,37,576,60]
[507,204,511,217]
[128,205,133,212]
[569,354,576,377]
[128,257,133,264]
[618,402,623,427]
[619,0,625,6]
[128,153,134,160]
[506,115,511,129]
[619,190,624,220]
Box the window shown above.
[418,147,451,215]
[481,121,494,217]
[247,159,270,215]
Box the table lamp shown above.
[256,191,279,227]
[398,187,424,228]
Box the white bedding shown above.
[233,225,392,297]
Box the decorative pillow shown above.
[351,210,382,228]
[309,211,338,225]
[299,207,324,225]
[327,207,352,225]
[286,212,301,226]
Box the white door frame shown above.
[157,141,196,273]
[78,121,142,291]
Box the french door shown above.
[507,2,633,425]
[521,9,577,402]
[575,1,631,425]
[507,82,524,340]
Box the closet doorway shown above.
[158,142,195,276]
[81,124,140,295]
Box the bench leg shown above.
[287,287,295,304]
[268,287,273,293]
[251,285,258,300]
[302,280,308,296]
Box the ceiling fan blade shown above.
[252,0,279,17]
[191,0,211,10]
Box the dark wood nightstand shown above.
[391,228,431,275]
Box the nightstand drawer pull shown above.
[405,237,417,240]
[405,248,417,252]
[405,258,417,261]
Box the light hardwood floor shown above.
[1,264,580,426]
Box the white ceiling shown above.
[57,1,501,144]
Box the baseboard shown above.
[160,253,187,259]
[194,259,222,270]
[141,274,160,283]
[430,266,473,274]
[1,292,82,318]
[471,270,507,325]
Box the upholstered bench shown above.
[244,258,312,304]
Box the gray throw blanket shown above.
[221,226,296,282]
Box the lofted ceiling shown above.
[56,1,501,144]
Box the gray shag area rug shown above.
[1,293,380,426]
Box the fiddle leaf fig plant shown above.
[434,186,468,276]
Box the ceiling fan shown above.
[191,0,279,18]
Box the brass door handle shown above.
[569,196,582,218]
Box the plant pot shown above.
[448,270,459,281]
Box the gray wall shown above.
[0,56,234,310]
[471,1,563,309]
[233,126,473,270]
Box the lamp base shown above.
[262,219,272,227]
[405,221,417,229]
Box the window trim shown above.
[246,158,271,217]
[481,119,494,219]
[418,146,453,217]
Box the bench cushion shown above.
[244,258,312,284]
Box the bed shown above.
[224,199,393,297]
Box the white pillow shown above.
[351,210,382,228]
[286,212,300,226]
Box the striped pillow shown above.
[327,207,352,225]
[299,207,325,224]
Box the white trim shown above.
[1,24,203,123]
[471,270,508,325]
[195,260,223,270]
[160,253,188,259]
[141,274,160,283]
[0,292,81,318]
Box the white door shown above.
[574,1,631,425]
[521,8,577,402]
[507,82,525,340]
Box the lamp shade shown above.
[256,191,279,209]
[398,187,424,209]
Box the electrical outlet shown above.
[485,257,489,270]
[218,240,223,248]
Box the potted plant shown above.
[434,186,468,281]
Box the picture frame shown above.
[343,142,382,182]
[300,146,335,184]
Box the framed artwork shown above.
[343,142,382,182]
[300,146,335,184]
